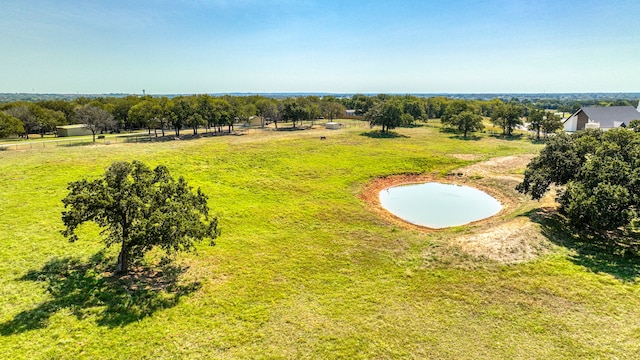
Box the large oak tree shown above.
[62,161,219,274]
[517,129,640,233]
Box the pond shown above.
[379,182,502,229]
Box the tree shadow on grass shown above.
[526,209,640,282]
[0,251,200,335]
[448,134,483,141]
[489,133,524,141]
[360,130,409,139]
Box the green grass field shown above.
[1,124,639,359]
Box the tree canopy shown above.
[365,100,402,133]
[441,110,484,138]
[75,105,115,142]
[517,128,640,233]
[0,112,25,138]
[3,94,636,141]
[491,103,523,136]
[61,160,219,274]
[527,109,545,140]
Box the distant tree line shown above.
[3,93,621,140]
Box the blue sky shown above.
[1,0,638,94]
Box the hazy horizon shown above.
[2,0,639,94]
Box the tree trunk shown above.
[116,242,128,275]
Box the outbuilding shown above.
[56,124,93,137]
[325,122,342,130]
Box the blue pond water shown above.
[379,182,502,229]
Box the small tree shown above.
[400,113,415,127]
[5,105,39,139]
[256,99,278,129]
[402,98,425,122]
[61,161,219,275]
[440,100,471,124]
[322,101,346,121]
[188,113,205,135]
[491,103,523,136]
[281,99,308,128]
[365,100,402,133]
[443,111,484,138]
[0,112,25,138]
[541,111,563,138]
[528,109,544,140]
[75,105,115,143]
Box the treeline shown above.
[0,95,349,139]
[0,93,622,140]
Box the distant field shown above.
[1,123,639,359]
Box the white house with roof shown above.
[563,102,640,132]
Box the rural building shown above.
[345,109,356,116]
[247,116,263,127]
[56,124,93,137]
[563,103,640,132]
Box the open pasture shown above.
[1,125,639,359]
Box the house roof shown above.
[580,106,640,128]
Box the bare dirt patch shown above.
[451,217,552,264]
[360,154,556,263]
[457,154,535,177]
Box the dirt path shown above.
[360,154,556,263]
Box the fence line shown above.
[0,120,372,151]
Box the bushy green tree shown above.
[517,129,640,233]
[322,101,345,121]
[255,98,278,128]
[281,99,308,128]
[400,113,415,127]
[365,100,402,134]
[352,94,374,115]
[0,112,25,138]
[61,161,219,275]
[440,100,472,124]
[528,109,545,140]
[541,112,563,138]
[211,98,233,133]
[128,99,166,136]
[491,103,523,136]
[442,111,484,138]
[402,97,425,121]
[4,105,39,139]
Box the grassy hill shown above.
[1,124,639,359]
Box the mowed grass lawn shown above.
[1,124,639,359]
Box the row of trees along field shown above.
[0,93,606,140]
